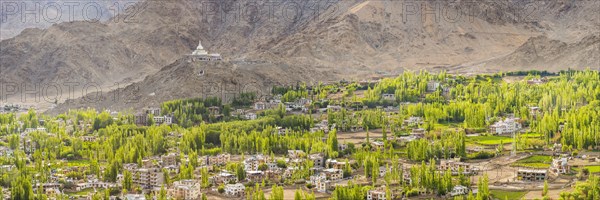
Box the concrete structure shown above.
[246,171,265,183]
[309,175,331,193]
[287,150,305,159]
[202,154,230,166]
[382,93,396,101]
[124,194,146,200]
[309,154,325,167]
[169,179,201,200]
[367,188,388,200]
[517,169,547,181]
[75,178,115,191]
[490,118,522,135]
[371,141,385,150]
[450,185,469,196]
[427,81,441,92]
[244,112,257,120]
[161,153,178,167]
[243,155,266,171]
[410,128,426,138]
[145,107,161,116]
[225,183,245,196]
[134,113,148,126]
[404,116,423,126]
[254,101,267,110]
[132,167,164,188]
[189,40,222,61]
[81,136,96,142]
[439,159,478,175]
[153,115,173,125]
[214,172,237,184]
[326,159,348,170]
[549,157,570,175]
[322,168,343,181]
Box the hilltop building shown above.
[189,40,222,61]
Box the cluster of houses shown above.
[489,117,522,135]
[1,103,29,113]
[254,96,313,113]
[515,156,575,182]
[134,107,173,126]
[439,159,479,175]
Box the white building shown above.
[189,40,222,61]
[124,194,146,200]
[321,168,343,181]
[490,118,522,135]
[381,93,396,101]
[404,116,423,126]
[427,81,441,92]
[243,155,266,171]
[169,179,201,200]
[214,172,238,184]
[75,178,115,191]
[244,112,257,120]
[131,167,164,188]
[367,188,388,200]
[450,185,469,196]
[549,157,570,175]
[153,115,173,125]
[287,150,305,159]
[309,154,325,167]
[225,183,245,196]
[254,101,267,110]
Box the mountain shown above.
[0,0,598,111]
[0,0,139,40]
[47,57,319,114]
[464,34,600,73]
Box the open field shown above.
[337,129,384,144]
[573,165,600,174]
[467,135,513,145]
[511,155,552,168]
[490,190,527,200]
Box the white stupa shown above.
[189,40,222,61]
[192,41,209,56]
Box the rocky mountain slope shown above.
[47,57,306,114]
[0,0,139,40]
[0,0,597,112]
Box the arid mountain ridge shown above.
[0,0,598,112]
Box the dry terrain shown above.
[0,0,597,112]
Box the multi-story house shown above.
[169,179,201,200]
[549,157,570,175]
[489,118,522,135]
[132,167,164,188]
[161,153,178,167]
[367,188,388,200]
[225,183,245,196]
[517,169,547,181]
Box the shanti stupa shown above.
[190,40,221,61]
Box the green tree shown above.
[123,170,133,191]
[543,180,548,196]
[269,185,284,200]
[158,185,167,200]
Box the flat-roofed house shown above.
[517,169,547,181]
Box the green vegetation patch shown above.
[511,155,552,168]
[490,190,527,200]
[573,165,600,174]
[468,135,513,145]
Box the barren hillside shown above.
[0,0,597,112]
